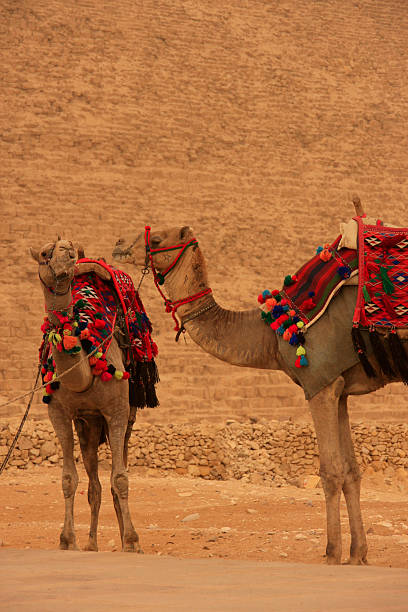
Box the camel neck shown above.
[183,299,282,370]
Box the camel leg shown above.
[309,377,345,565]
[338,395,368,565]
[76,418,103,552]
[48,404,79,550]
[106,411,140,552]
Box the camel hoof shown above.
[326,556,341,565]
[345,557,369,566]
[83,543,98,552]
[60,541,79,551]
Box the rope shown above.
[0,330,114,475]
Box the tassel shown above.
[351,326,376,378]
[381,294,397,319]
[380,266,394,295]
[369,329,395,377]
[363,285,371,304]
[387,331,408,385]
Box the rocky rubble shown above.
[1,418,407,485]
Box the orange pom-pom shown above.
[320,249,331,262]
[265,298,277,311]
[80,328,90,339]
[89,355,98,366]
[283,330,292,341]
[63,335,78,350]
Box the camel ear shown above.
[30,247,40,262]
[180,226,193,240]
[75,244,85,259]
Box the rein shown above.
[144,225,214,337]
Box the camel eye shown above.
[41,250,48,258]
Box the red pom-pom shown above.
[295,356,302,368]
[272,290,280,296]
[94,319,106,329]
[288,324,298,334]
[101,371,112,382]
[44,371,53,383]
[95,359,107,370]
[270,322,279,330]
[257,294,265,304]
[122,371,130,380]
[63,323,73,332]
[45,384,53,394]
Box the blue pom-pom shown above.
[282,304,290,312]
[272,305,284,318]
[289,333,299,346]
[338,265,351,279]
[308,291,315,298]
[292,316,300,323]
[262,289,271,299]
[316,246,323,254]
[300,355,308,366]
[276,325,285,336]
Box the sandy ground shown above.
[1,465,408,566]
[1,465,408,610]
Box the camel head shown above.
[113,226,195,270]
[113,225,209,302]
[30,238,79,293]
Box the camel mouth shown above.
[112,244,135,262]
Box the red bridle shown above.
[144,226,213,334]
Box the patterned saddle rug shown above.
[258,219,408,382]
[40,259,159,407]
[351,218,408,382]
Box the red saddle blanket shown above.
[40,260,159,407]
[352,218,408,329]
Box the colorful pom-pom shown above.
[42,395,52,404]
[316,246,323,254]
[265,298,277,311]
[338,265,351,279]
[63,335,78,350]
[283,330,292,341]
[295,356,302,368]
[122,371,130,380]
[297,321,304,328]
[94,319,106,330]
[262,290,271,299]
[101,371,112,382]
[114,370,124,380]
[296,346,306,356]
[300,355,308,366]
[257,294,265,304]
[283,275,295,287]
[319,249,331,262]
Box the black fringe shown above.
[128,359,160,408]
[387,332,408,385]
[351,326,377,378]
[369,329,395,378]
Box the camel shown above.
[31,240,140,552]
[112,223,405,565]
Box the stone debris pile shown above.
[1,418,407,485]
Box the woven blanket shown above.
[280,236,358,326]
[40,260,159,407]
[258,236,358,369]
[353,218,408,329]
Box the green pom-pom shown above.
[284,275,294,287]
